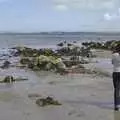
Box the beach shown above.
[0,33,119,120]
[0,65,115,120]
[0,72,114,120]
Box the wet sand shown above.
[0,68,117,120]
[0,49,118,120]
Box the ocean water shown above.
[0,32,120,49]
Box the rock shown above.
[15,46,57,57]
[0,76,28,83]
[57,61,66,70]
[16,47,40,57]
[1,61,11,69]
[20,57,35,68]
[56,42,93,58]
[20,58,31,65]
[28,93,42,98]
[36,96,62,107]
[57,42,64,47]
[45,63,54,70]
[80,58,89,64]
[81,40,120,50]
[20,55,67,73]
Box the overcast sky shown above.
[0,0,120,32]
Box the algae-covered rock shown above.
[36,96,62,107]
[19,55,66,73]
[32,55,66,72]
[15,46,58,57]
[37,55,50,64]
[16,47,40,57]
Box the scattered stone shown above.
[28,93,42,98]
[1,61,11,69]
[36,96,62,107]
[48,81,56,85]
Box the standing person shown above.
[112,46,120,111]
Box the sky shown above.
[0,0,120,32]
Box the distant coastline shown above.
[0,31,120,35]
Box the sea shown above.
[0,32,120,49]
[0,32,120,57]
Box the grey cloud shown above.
[104,8,120,21]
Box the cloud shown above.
[104,13,112,20]
[54,4,68,11]
[53,0,118,10]
[104,8,120,21]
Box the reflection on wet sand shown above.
[114,111,120,120]
[65,100,113,110]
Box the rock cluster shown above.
[15,43,96,74]
[82,40,120,50]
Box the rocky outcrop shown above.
[15,44,97,74]
[20,55,66,73]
